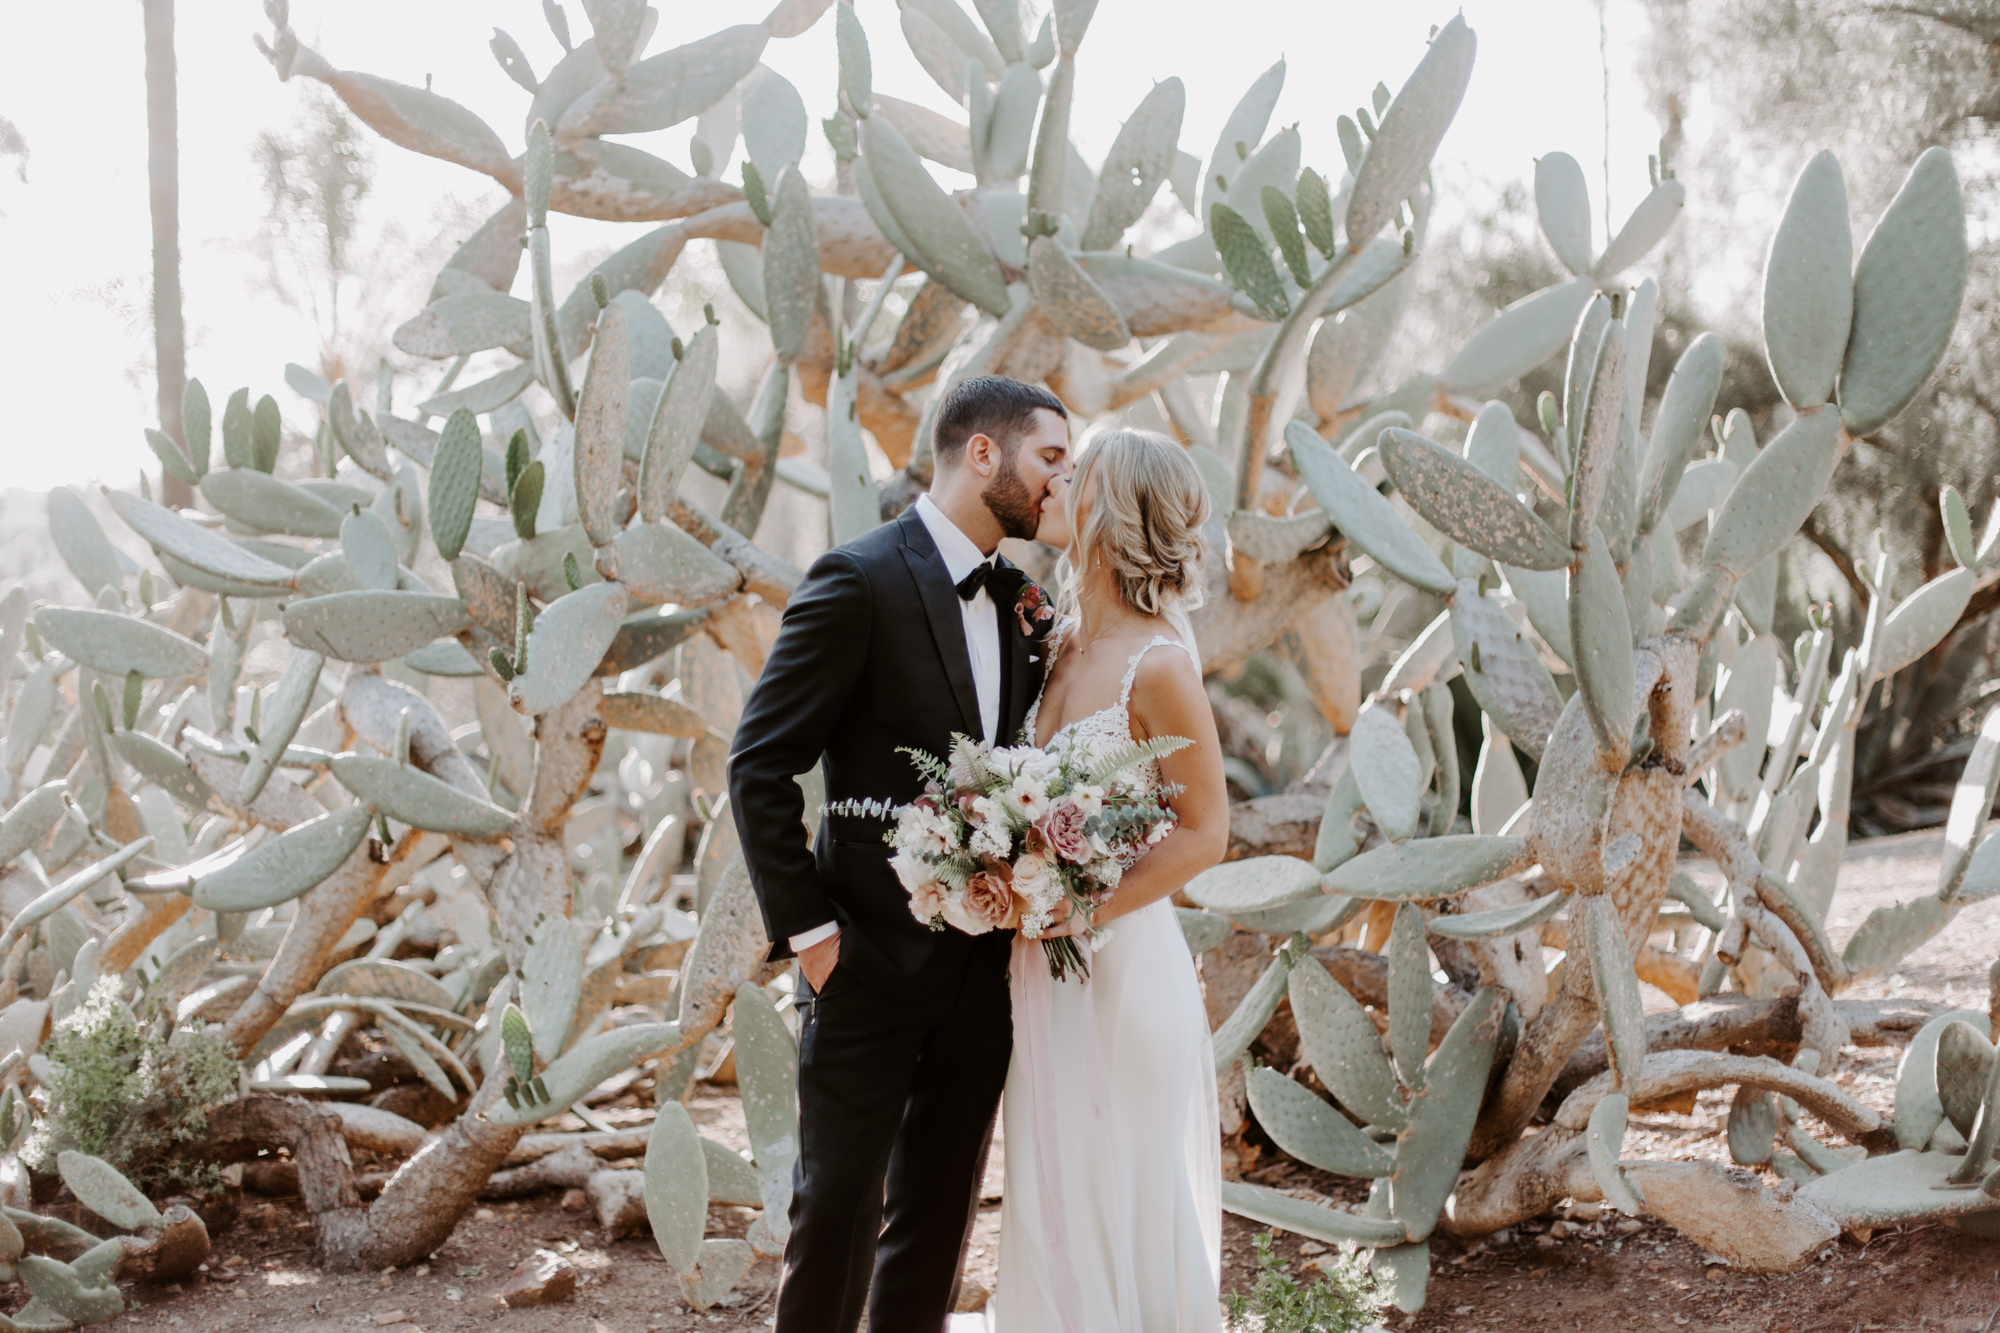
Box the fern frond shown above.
[948,733,1001,790]
[929,855,976,890]
[1084,734,1194,787]
[896,745,952,788]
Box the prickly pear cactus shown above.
[0,0,1987,1321]
[1179,137,2000,1305]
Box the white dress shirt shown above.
[788,494,1003,955]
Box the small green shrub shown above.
[1225,1230,1382,1333]
[23,977,239,1197]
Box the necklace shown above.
[1069,604,1143,658]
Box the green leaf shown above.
[429,408,485,562]
[33,608,208,679]
[1438,277,1594,395]
[1209,202,1287,316]
[282,591,472,663]
[1593,180,1685,282]
[1220,1181,1407,1248]
[835,1,872,117]
[330,753,515,838]
[511,460,545,541]
[318,957,460,1011]
[1583,896,1647,1089]
[1184,856,1323,917]
[1080,78,1185,252]
[762,166,823,365]
[1587,1092,1646,1213]
[502,1004,535,1082]
[1295,166,1335,258]
[183,378,212,477]
[1322,835,1528,902]
[1350,706,1423,843]
[573,303,630,546]
[144,429,199,486]
[1762,150,1852,410]
[1387,986,1503,1242]
[1245,1065,1394,1177]
[644,1103,709,1273]
[1286,420,1452,596]
[1567,529,1635,767]
[56,1151,164,1230]
[1378,427,1569,570]
[1840,147,1967,436]
[1290,956,1405,1128]
[510,582,627,714]
[252,394,282,473]
[1387,901,1429,1091]
[192,804,372,912]
[521,920,584,1062]
[861,115,1009,315]
[237,648,325,805]
[222,387,253,469]
[1024,237,1127,351]
[1534,151,1593,276]
[200,468,346,539]
[1262,185,1312,286]
[1428,888,1564,941]
[1345,16,1475,248]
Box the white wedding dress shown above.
[988,633,1222,1332]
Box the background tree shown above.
[143,0,190,509]
[251,90,373,391]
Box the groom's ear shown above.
[961,430,1001,478]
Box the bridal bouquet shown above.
[827,733,1188,980]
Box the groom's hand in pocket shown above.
[798,930,841,993]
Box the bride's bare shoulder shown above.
[1126,635,1202,710]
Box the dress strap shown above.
[1117,635,1191,708]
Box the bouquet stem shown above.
[1041,936,1088,981]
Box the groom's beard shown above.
[982,446,1044,541]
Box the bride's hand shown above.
[1037,895,1097,938]
[1034,474,1071,552]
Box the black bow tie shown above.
[955,559,1023,603]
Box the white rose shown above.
[1012,852,1060,909]
[890,850,930,892]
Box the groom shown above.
[728,375,1071,1332]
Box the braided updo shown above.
[1063,428,1212,618]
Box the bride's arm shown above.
[1090,648,1228,927]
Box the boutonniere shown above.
[1014,581,1056,639]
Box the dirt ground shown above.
[82,829,2000,1333]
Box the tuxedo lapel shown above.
[897,511,983,740]
[996,556,1038,744]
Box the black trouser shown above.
[775,953,1012,1333]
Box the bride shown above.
[990,428,1228,1331]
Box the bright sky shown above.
[0,0,1657,492]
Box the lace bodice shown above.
[1026,633,1196,795]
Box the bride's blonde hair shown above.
[1061,428,1211,619]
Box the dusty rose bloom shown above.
[962,870,1021,931]
[1039,798,1090,864]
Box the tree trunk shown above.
[144,0,191,508]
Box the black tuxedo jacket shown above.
[727,507,1045,999]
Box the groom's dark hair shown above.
[932,375,1066,467]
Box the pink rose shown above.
[908,877,947,923]
[1039,798,1091,864]
[962,870,1021,932]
